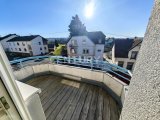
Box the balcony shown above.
[25,75,120,120]
[10,56,130,120]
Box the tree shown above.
[54,39,59,47]
[68,14,87,37]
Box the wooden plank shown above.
[42,83,66,111]
[63,84,87,120]
[95,88,104,120]
[47,82,79,120]
[39,76,59,94]
[109,96,119,120]
[34,77,54,90]
[86,86,98,120]
[40,79,60,100]
[54,83,81,120]
[26,76,46,86]
[70,85,90,120]
[45,81,75,119]
[103,92,110,120]
[78,86,94,120]
[26,75,120,120]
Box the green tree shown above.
[68,14,87,37]
[54,39,59,47]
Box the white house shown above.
[0,34,17,51]
[67,31,106,60]
[112,37,143,71]
[7,35,49,56]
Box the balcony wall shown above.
[13,63,128,107]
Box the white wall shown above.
[31,36,48,56]
[0,35,17,51]
[67,36,94,57]
[7,36,49,56]
[67,36,104,59]
[8,41,30,54]
[95,44,104,60]
[112,44,141,71]
[112,45,115,63]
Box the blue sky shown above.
[0,0,153,38]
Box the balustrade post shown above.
[68,56,70,63]
[57,57,59,64]
[20,60,23,68]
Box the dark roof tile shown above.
[7,35,39,42]
[87,31,106,44]
[114,38,143,58]
[0,34,17,41]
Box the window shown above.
[86,49,89,54]
[40,47,42,50]
[83,49,85,54]
[19,48,21,51]
[24,48,27,51]
[28,45,32,50]
[83,49,89,54]
[82,40,86,44]
[71,40,77,45]
[44,47,46,50]
[17,42,19,45]
[22,42,25,46]
[97,49,101,52]
[39,42,41,45]
[118,61,124,67]
[71,48,77,54]
[71,48,75,54]
[131,51,138,59]
[126,62,134,71]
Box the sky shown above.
[0,0,153,38]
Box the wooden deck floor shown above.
[26,75,120,120]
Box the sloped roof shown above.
[7,35,47,42]
[68,31,106,44]
[114,38,133,58]
[0,34,17,41]
[87,31,106,44]
[130,38,143,50]
[114,38,143,58]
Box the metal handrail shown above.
[10,56,132,83]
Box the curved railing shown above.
[10,56,132,84]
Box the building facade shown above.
[7,35,49,56]
[0,34,17,51]
[67,31,105,60]
[112,37,142,71]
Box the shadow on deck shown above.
[26,75,120,120]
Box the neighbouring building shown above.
[48,43,55,52]
[7,35,49,56]
[0,34,17,51]
[112,37,143,71]
[47,38,68,44]
[104,37,114,52]
[67,31,106,60]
